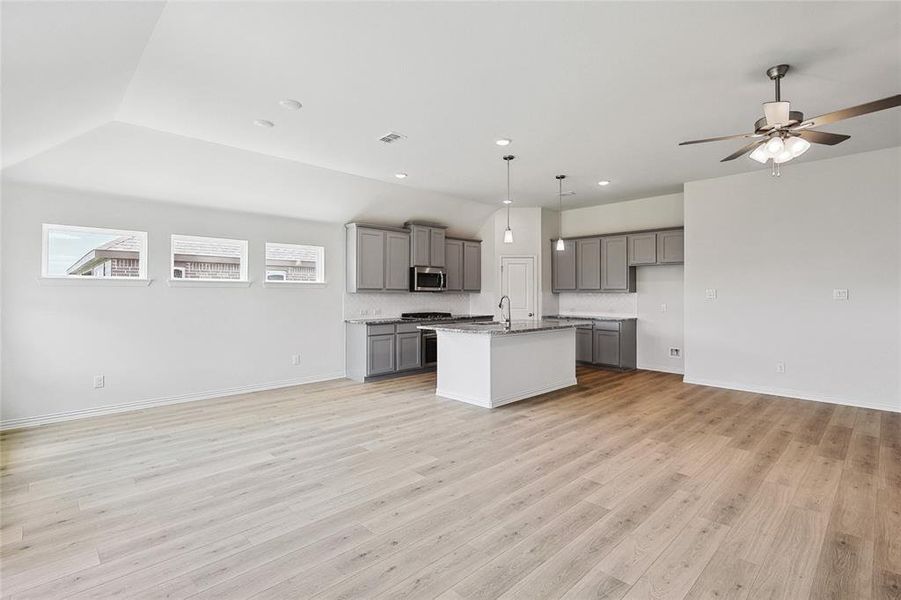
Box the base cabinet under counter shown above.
[346,317,494,381]
[571,319,637,370]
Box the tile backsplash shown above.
[557,292,638,317]
[343,292,472,319]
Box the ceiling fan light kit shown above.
[678,64,901,177]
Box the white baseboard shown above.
[436,378,578,409]
[682,376,900,414]
[637,362,685,375]
[0,371,347,431]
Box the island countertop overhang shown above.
[418,318,593,335]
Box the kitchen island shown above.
[418,319,591,408]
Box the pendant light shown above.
[555,175,566,251]
[503,155,515,244]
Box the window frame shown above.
[169,234,249,284]
[41,223,149,281]
[264,242,326,285]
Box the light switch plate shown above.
[705,288,717,300]
[833,288,849,301]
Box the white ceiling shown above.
[3,1,900,216]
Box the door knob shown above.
[528,312,534,317]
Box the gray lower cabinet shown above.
[395,332,422,371]
[552,240,577,291]
[445,239,463,291]
[592,320,637,369]
[628,233,657,265]
[576,328,593,362]
[657,230,684,264]
[385,231,411,290]
[593,330,620,366]
[601,236,636,292]
[576,238,601,290]
[367,334,396,376]
[462,241,481,291]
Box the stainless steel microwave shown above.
[410,266,446,292]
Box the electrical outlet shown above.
[776,362,785,374]
[661,303,667,313]
[669,347,681,358]
[292,354,301,366]
[705,288,717,300]
[833,288,849,301]
[93,375,105,389]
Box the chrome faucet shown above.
[498,295,511,329]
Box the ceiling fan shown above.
[679,64,901,175]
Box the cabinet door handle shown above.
[528,312,534,317]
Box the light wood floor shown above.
[1,368,899,599]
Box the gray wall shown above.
[684,146,900,412]
[1,182,346,425]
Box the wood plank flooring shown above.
[1,367,899,599]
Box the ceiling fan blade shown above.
[720,139,766,162]
[763,101,791,127]
[800,94,901,128]
[796,130,851,146]
[679,132,760,146]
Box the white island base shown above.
[434,327,577,408]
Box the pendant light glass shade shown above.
[555,174,566,251]
[503,155,515,244]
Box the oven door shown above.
[422,332,438,366]
[410,267,446,292]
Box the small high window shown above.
[42,224,148,279]
[265,243,325,283]
[171,235,248,282]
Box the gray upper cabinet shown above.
[411,226,430,266]
[576,238,602,290]
[657,230,684,264]
[628,233,658,265]
[395,332,422,372]
[408,224,447,267]
[385,231,411,290]
[355,227,385,291]
[445,239,463,291]
[346,224,409,292]
[367,334,395,376]
[429,229,446,267]
[552,240,577,291]
[462,241,481,291]
[601,235,635,292]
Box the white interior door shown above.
[500,256,536,320]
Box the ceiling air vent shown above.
[378,132,406,144]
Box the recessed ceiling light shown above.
[395,173,408,179]
[279,99,303,110]
[502,199,512,205]
[495,138,512,146]
[598,180,611,186]
[254,119,275,128]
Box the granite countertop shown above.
[418,318,594,335]
[345,314,494,325]
[544,314,638,321]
